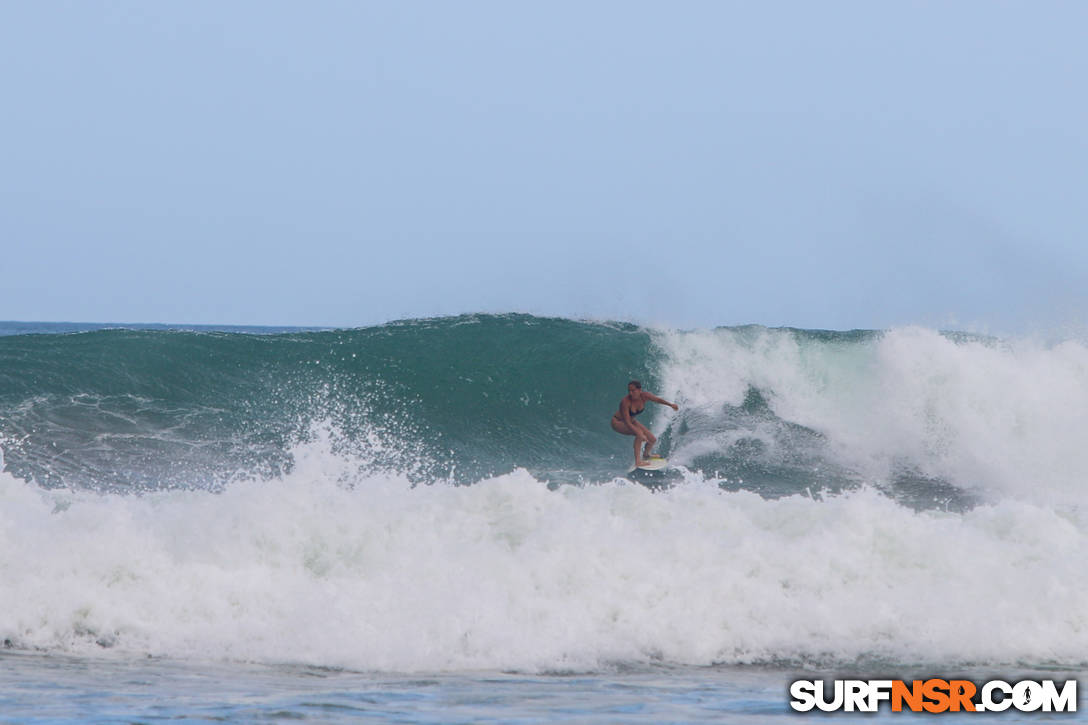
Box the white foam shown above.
[656,326,1088,502]
[2,439,1087,672]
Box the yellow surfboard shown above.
[629,457,668,472]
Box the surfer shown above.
[611,380,678,468]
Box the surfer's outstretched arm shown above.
[644,393,679,411]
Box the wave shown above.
[4,314,1088,503]
[3,314,1088,670]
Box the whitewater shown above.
[2,315,1086,721]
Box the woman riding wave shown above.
[611,380,678,468]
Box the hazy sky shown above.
[2,1,1087,332]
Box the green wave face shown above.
[3,314,1065,510]
[0,314,658,490]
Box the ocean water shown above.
[2,314,1087,721]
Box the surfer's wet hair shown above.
[628,380,642,389]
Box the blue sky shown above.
[2,1,1086,332]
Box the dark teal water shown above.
[0,314,659,489]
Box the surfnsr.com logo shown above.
[790,679,1077,713]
